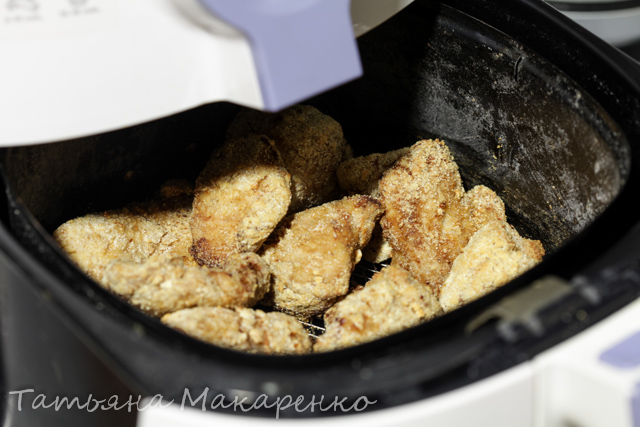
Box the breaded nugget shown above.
[260,195,384,318]
[456,185,508,242]
[439,221,544,312]
[379,139,464,292]
[53,180,194,281]
[379,140,506,295]
[102,253,271,317]
[435,185,508,268]
[314,265,442,352]
[190,134,291,268]
[161,307,312,355]
[227,105,352,212]
[336,148,410,263]
[337,147,410,198]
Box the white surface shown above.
[137,362,533,427]
[560,7,640,46]
[0,0,262,146]
[534,297,640,427]
[0,0,414,147]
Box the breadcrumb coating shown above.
[52,180,194,281]
[260,195,384,318]
[379,140,506,295]
[102,252,271,317]
[314,265,443,352]
[337,148,410,263]
[190,134,291,268]
[227,105,352,212]
[52,109,549,355]
[162,307,312,355]
[439,221,544,312]
[337,147,410,198]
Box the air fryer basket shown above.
[2,0,640,421]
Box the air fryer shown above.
[2,0,640,425]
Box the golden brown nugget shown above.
[260,195,384,318]
[190,134,291,268]
[337,147,410,198]
[424,185,507,275]
[455,185,508,243]
[379,140,506,295]
[439,221,544,313]
[337,148,410,263]
[162,307,312,355]
[227,105,352,212]
[102,253,271,317]
[314,265,443,352]
[53,180,194,282]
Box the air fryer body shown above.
[2,0,640,426]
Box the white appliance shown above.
[0,0,412,145]
[1,1,640,427]
[546,0,640,46]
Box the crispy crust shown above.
[439,221,544,312]
[379,140,506,295]
[260,195,384,318]
[162,307,312,355]
[190,134,291,267]
[53,112,548,354]
[52,180,194,281]
[227,105,352,212]
[337,147,410,198]
[102,252,271,317]
[314,265,443,352]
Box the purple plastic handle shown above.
[600,331,640,369]
[198,0,362,111]
[634,383,640,427]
